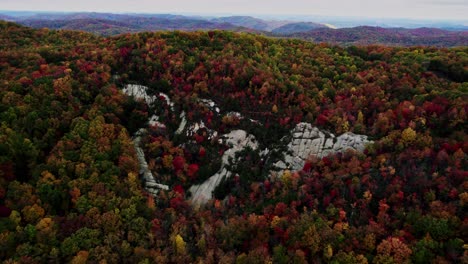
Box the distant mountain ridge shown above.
[17,15,253,35]
[211,16,271,31]
[19,19,139,35]
[271,22,327,34]
[0,12,329,35]
[210,15,292,31]
[289,26,468,47]
[0,14,14,21]
[0,20,467,263]
[1,11,467,46]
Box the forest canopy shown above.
[0,21,467,263]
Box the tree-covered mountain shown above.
[289,26,468,47]
[0,14,14,21]
[17,16,251,36]
[271,21,327,34]
[0,21,466,263]
[210,15,291,31]
[18,18,139,35]
[2,12,266,36]
[2,11,467,47]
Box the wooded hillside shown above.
[0,21,466,263]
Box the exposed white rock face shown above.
[219,130,258,164]
[188,169,232,207]
[186,120,218,140]
[223,112,261,124]
[157,92,174,111]
[123,84,169,129]
[189,130,258,206]
[175,111,187,134]
[133,129,169,196]
[123,84,185,134]
[148,115,166,128]
[274,123,371,171]
[123,84,372,204]
[123,84,174,110]
[122,84,170,196]
[226,111,243,119]
[199,98,220,113]
[123,84,156,105]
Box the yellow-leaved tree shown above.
[173,234,186,255]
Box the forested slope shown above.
[288,26,468,47]
[0,21,467,263]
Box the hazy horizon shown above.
[0,0,467,21]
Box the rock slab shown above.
[275,123,371,171]
[188,130,258,206]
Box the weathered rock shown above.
[186,120,218,140]
[146,181,170,190]
[122,84,170,196]
[225,111,243,119]
[199,98,220,113]
[175,111,187,134]
[133,130,169,194]
[123,84,372,204]
[123,84,156,105]
[157,92,174,110]
[274,123,372,171]
[123,84,174,110]
[188,130,258,206]
[148,115,166,128]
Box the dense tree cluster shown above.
[289,26,468,48]
[0,21,466,262]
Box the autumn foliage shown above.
[0,21,466,262]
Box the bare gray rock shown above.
[123,84,156,105]
[122,85,170,196]
[122,84,371,204]
[133,129,169,195]
[274,123,371,171]
[188,130,258,206]
[186,120,218,140]
[175,111,187,134]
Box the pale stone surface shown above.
[175,111,187,134]
[274,123,371,171]
[188,130,258,206]
[226,111,243,119]
[148,115,166,128]
[188,169,232,206]
[260,148,270,157]
[123,84,171,129]
[123,84,371,203]
[133,129,169,195]
[157,92,174,111]
[123,84,170,196]
[186,120,218,140]
[123,84,174,110]
[199,98,220,113]
[123,84,156,105]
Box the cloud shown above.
[424,0,467,5]
[0,0,466,20]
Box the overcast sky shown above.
[1,0,467,20]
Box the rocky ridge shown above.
[274,123,372,171]
[121,84,372,204]
[188,130,258,206]
[123,84,170,195]
[134,129,169,195]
